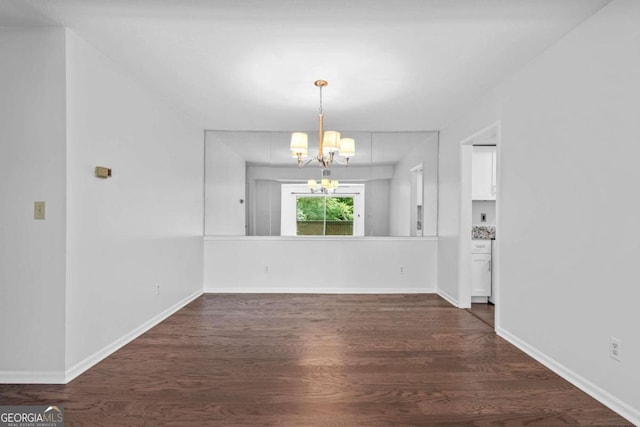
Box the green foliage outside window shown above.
[296,197,354,221]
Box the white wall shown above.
[64,30,204,374]
[389,133,439,237]
[0,27,67,381]
[205,132,246,235]
[204,237,437,293]
[438,1,640,421]
[251,179,281,236]
[364,180,390,236]
[472,201,496,225]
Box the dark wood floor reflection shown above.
[467,302,495,329]
[0,294,631,426]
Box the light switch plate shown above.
[34,201,46,220]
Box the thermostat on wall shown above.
[95,166,112,178]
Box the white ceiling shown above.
[4,0,610,131]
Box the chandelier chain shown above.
[319,84,323,115]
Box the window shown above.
[280,184,365,236]
[296,196,354,236]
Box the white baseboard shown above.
[64,289,202,384]
[203,287,436,294]
[0,370,65,384]
[437,289,459,307]
[497,326,639,425]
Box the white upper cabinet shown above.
[472,146,497,200]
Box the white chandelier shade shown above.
[307,178,339,194]
[338,138,355,157]
[290,132,308,158]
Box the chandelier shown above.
[290,80,355,169]
[307,170,339,194]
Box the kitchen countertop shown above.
[472,225,496,240]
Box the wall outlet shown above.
[399,266,404,274]
[480,213,487,223]
[264,266,269,273]
[609,337,621,361]
[156,284,160,296]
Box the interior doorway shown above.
[458,122,501,330]
[410,163,424,237]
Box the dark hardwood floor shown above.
[0,294,631,426]
[467,302,495,329]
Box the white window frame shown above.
[280,183,365,236]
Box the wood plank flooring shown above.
[467,302,495,329]
[0,294,631,426]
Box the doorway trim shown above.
[410,163,424,237]
[458,121,501,327]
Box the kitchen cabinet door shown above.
[491,149,497,197]
[471,253,492,296]
[472,146,496,200]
